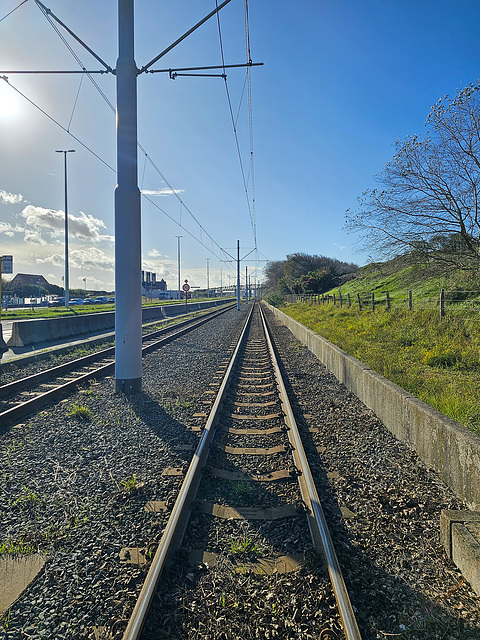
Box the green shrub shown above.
[265,293,285,308]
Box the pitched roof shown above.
[7,273,50,287]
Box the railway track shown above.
[0,303,235,428]
[118,302,361,640]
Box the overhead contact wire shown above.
[67,72,84,131]
[36,3,116,113]
[20,1,234,264]
[215,0,256,244]
[138,145,230,262]
[0,0,29,22]
[1,77,115,172]
[244,0,256,249]
[37,2,230,261]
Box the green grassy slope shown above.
[280,259,480,433]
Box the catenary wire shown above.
[0,0,29,23]
[1,76,116,172]
[215,0,256,246]
[141,193,235,271]
[35,2,116,112]
[244,0,256,250]
[33,0,240,263]
[67,72,84,132]
[2,72,230,262]
[138,146,231,262]
[6,2,249,267]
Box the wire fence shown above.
[287,289,480,319]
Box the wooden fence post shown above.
[371,292,375,312]
[386,291,391,310]
[357,293,362,311]
[440,289,445,318]
[347,293,351,308]
[339,292,343,308]
[333,294,336,306]
[408,290,413,311]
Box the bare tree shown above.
[345,82,480,270]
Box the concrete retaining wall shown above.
[265,302,480,509]
[7,299,233,348]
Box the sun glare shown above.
[0,81,23,120]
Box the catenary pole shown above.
[236,240,240,310]
[206,257,210,298]
[115,0,142,393]
[55,149,75,309]
[176,236,182,299]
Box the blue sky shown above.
[1,1,480,292]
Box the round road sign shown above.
[182,283,190,292]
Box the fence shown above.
[288,289,480,319]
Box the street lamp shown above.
[55,149,75,308]
[176,235,182,300]
[206,257,210,298]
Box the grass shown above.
[0,538,35,556]
[12,485,41,507]
[233,481,253,498]
[0,296,228,320]
[228,536,259,555]
[281,302,480,433]
[67,404,92,420]
[120,473,139,493]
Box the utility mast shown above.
[114,0,142,393]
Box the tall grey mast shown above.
[115,0,142,393]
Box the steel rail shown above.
[0,304,234,398]
[0,303,235,428]
[259,303,363,640]
[121,304,255,640]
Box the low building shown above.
[6,273,50,289]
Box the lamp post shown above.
[55,149,75,308]
[176,235,182,300]
[206,257,210,298]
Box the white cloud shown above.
[147,248,170,258]
[0,220,24,237]
[37,247,114,272]
[69,247,114,271]
[141,188,184,197]
[20,205,111,244]
[0,190,23,205]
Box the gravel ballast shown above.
[0,307,247,639]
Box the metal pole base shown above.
[115,377,142,394]
[0,325,8,356]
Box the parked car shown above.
[83,298,96,305]
[47,297,65,307]
[94,296,108,304]
[107,297,115,304]
[69,298,84,305]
